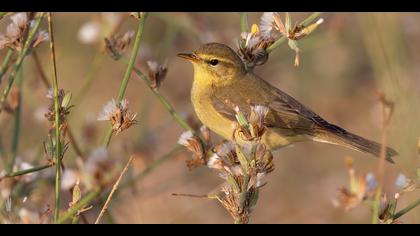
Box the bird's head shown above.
[177,43,246,86]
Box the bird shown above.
[177,42,398,163]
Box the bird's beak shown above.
[177,52,200,62]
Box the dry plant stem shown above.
[7,66,23,173]
[0,13,44,113]
[47,12,63,223]
[95,156,134,224]
[239,12,249,32]
[132,66,194,133]
[32,51,85,160]
[103,13,148,147]
[394,198,420,219]
[0,49,14,84]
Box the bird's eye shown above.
[209,59,219,66]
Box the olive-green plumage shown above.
[178,42,398,163]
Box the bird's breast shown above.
[191,81,234,140]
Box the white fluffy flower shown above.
[97,99,118,121]
[177,130,194,146]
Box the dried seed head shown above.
[30,30,49,48]
[260,12,283,40]
[105,31,135,60]
[44,89,73,125]
[97,98,137,134]
[237,25,272,68]
[0,12,29,51]
[178,131,207,169]
[146,60,168,90]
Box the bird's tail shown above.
[314,128,398,164]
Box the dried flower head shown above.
[178,130,207,169]
[233,104,269,142]
[147,60,168,90]
[44,89,73,125]
[0,13,28,51]
[0,13,48,52]
[333,157,376,210]
[258,12,324,67]
[97,98,137,134]
[104,31,135,60]
[237,24,271,68]
[395,173,417,195]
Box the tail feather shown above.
[314,129,398,164]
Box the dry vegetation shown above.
[0,12,419,224]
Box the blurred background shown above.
[0,12,419,223]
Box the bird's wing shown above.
[211,73,347,135]
[261,75,347,134]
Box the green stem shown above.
[0,163,53,180]
[266,36,287,53]
[300,12,322,27]
[393,198,420,220]
[7,63,23,173]
[132,66,194,133]
[0,49,14,84]
[371,187,382,224]
[47,12,62,223]
[0,13,44,113]
[56,188,101,224]
[239,13,249,32]
[102,13,148,148]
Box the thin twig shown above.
[132,66,194,133]
[172,193,210,198]
[394,198,420,220]
[0,49,14,84]
[102,13,148,147]
[0,163,53,181]
[95,156,134,224]
[47,12,63,223]
[7,64,23,173]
